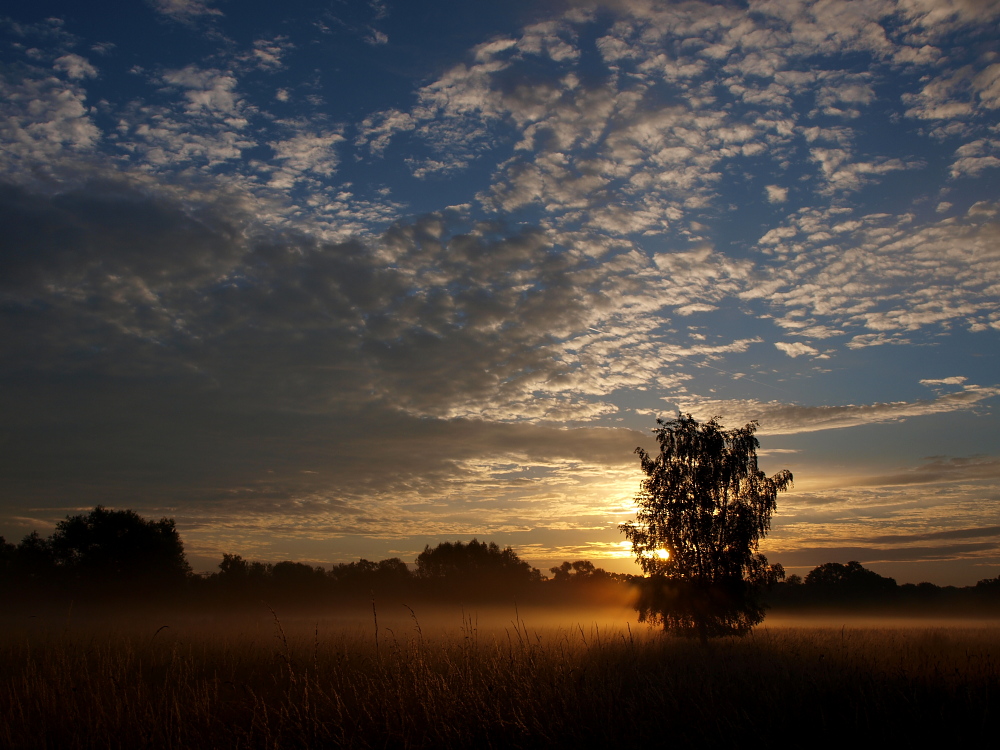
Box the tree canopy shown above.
[416,539,540,592]
[620,414,792,640]
[50,506,191,588]
[804,561,897,598]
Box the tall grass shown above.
[1,608,997,748]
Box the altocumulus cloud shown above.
[0,179,649,523]
[678,384,1000,435]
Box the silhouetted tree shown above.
[203,553,270,604]
[620,414,792,642]
[270,560,329,598]
[13,531,57,585]
[329,557,413,596]
[804,560,896,601]
[416,539,540,597]
[49,506,191,590]
[371,557,411,586]
[0,536,14,579]
[976,574,1000,591]
[217,553,271,589]
[550,560,599,581]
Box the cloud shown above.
[974,63,1000,108]
[160,66,240,115]
[0,178,686,438]
[0,74,100,171]
[765,185,788,203]
[267,129,345,187]
[950,138,1000,178]
[238,37,294,71]
[897,0,1000,39]
[53,53,97,80]
[919,376,967,386]
[678,385,1000,435]
[356,109,416,155]
[0,179,662,529]
[750,203,1000,335]
[848,455,1000,487]
[810,147,919,193]
[775,342,819,358]
[336,0,984,250]
[148,0,222,23]
[868,525,1000,544]
[674,303,718,316]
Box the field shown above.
[2,605,998,749]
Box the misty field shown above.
[1,607,997,749]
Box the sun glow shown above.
[613,543,669,561]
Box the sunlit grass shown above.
[1,608,997,748]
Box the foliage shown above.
[416,539,541,587]
[9,531,56,583]
[329,557,411,590]
[804,560,897,599]
[0,536,13,579]
[620,414,792,639]
[49,506,191,588]
[976,574,1000,590]
[217,553,272,586]
[197,543,544,606]
[549,560,597,581]
[1,507,191,596]
[271,560,328,590]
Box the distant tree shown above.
[373,557,411,585]
[217,553,271,589]
[219,553,251,581]
[271,561,328,594]
[49,506,191,589]
[549,560,620,584]
[549,560,598,581]
[916,581,941,597]
[271,560,324,580]
[620,414,792,642]
[767,571,806,606]
[330,558,378,586]
[416,539,540,595]
[976,574,1000,591]
[208,553,415,603]
[0,536,14,579]
[803,561,896,600]
[14,530,57,584]
[330,557,413,594]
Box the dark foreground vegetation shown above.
[1,612,997,749]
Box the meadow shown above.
[1,605,997,749]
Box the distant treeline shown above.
[0,507,629,608]
[769,561,1000,612]
[2,507,999,612]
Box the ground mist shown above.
[2,606,998,749]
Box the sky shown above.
[1,0,998,586]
